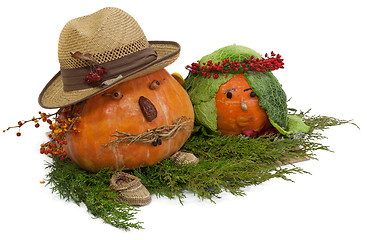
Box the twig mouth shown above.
[103,116,193,147]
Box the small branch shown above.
[3,112,58,133]
[104,116,193,147]
[66,100,88,134]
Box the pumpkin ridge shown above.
[164,69,194,150]
[65,69,194,171]
[150,71,172,156]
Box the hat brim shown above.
[38,41,180,109]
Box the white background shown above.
[0,0,366,239]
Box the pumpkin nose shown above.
[139,96,158,122]
[241,101,248,111]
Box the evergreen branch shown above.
[43,113,355,230]
[44,159,142,230]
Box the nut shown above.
[139,96,157,122]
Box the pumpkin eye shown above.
[112,90,123,100]
[250,92,256,97]
[149,80,160,90]
[103,90,123,100]
[226,91,233,99]
[224,88,237,99]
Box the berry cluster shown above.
[3,112,57,136]
[3,105,82,161]
[186,51,284,79]
[83,66,107,84]
[39,106,81,160]
[70,51,107,84]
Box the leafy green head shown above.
[183,44,309,135]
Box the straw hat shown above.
[38,7,180,109]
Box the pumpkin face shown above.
[215,74,271,136]
[64,69,194,172]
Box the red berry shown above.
[83,76,91,83]
[16,132,21,137]
[35,123,40,128]
[93,74,101,81]
[241,130,258,137]
[86,73,101,83]
[96,67,104,75]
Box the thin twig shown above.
[3,112,58,132]
[104,116,193,147]
[66,100,88,134]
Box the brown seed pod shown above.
[149,80,161,90]
[138,96,158,122]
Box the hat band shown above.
[61,47,158,91]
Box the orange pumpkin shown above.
[215,74,271,136]
[64,69,194,172]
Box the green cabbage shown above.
[183,44,309,135]
[243,71,288,130]
[185,72,235,133]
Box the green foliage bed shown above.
[44,111,355,230]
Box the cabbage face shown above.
[183,44,309,135]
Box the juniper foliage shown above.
[45,159,143,230]
[44,113,355,230]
